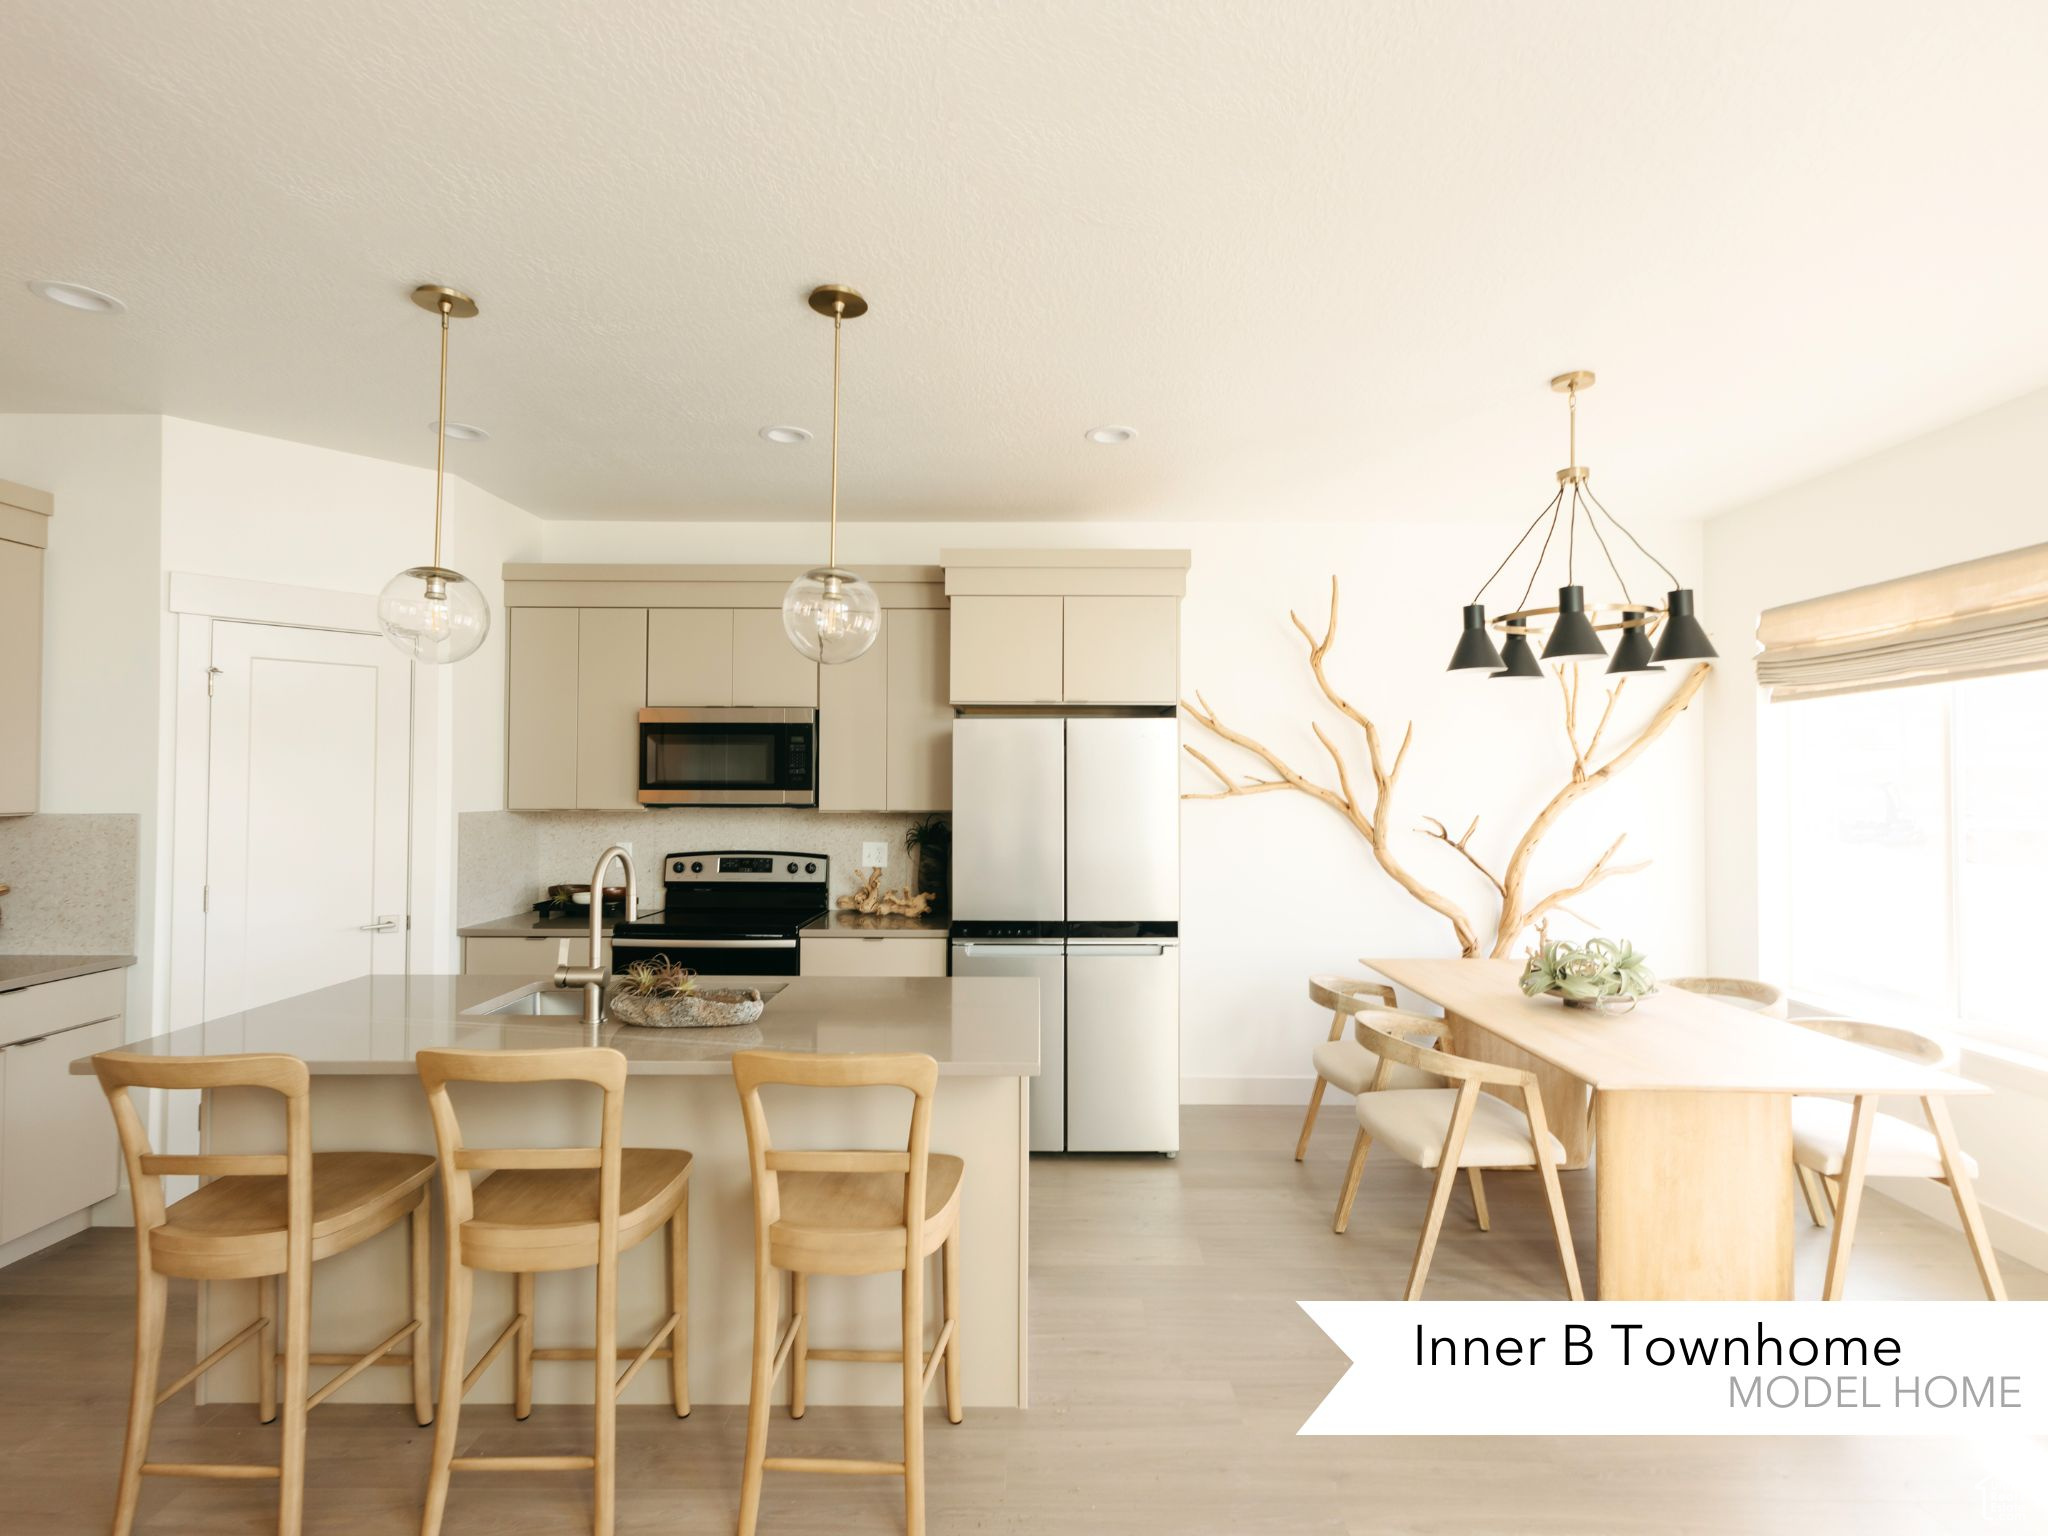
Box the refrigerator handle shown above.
[1066,943,1173,957]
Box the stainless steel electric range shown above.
[608,850,830,977]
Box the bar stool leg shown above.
[277,1253,313,1536]
[256,1273,279,1424]
[788,1272,808,1419]
[736,1262,776,1536]
[513,1272,535,1421]
[110,1267,168,1536]
[420,1265,473,1536]
[409,1202,434,1426]
[942,1233,963,1425]
[666,1201,690,1418]
[901,1257,925,1536]
[593,1251,617,1536]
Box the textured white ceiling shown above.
[3,0,2046,524]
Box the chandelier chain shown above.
[1581,481,1679,589]
[1579,477,1634,605]
[1516,490,1568,612]
[1473,487,1563,605]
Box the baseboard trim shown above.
[0,1209,90,1269]
[1872,1176,2048,1274]
[1181,1075,1320,1107]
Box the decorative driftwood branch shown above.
[1182,576,1708,958]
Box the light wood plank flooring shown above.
[3,1106,2044,1534]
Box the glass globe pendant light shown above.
[782,284,881,665]
[377,285,490,665]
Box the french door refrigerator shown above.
[951,714,1180,1154]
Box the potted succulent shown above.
[608,956,765,1030]
[1519,937,1656,1014]
[904,815,950,911]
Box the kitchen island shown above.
[76,972,1038,1409]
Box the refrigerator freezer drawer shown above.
[1065,941,1180,1153]
[951,717,1066,922]
[950,939,1066,1152]
[1065,716,1180,922]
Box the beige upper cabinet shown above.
[732,609,818,705]
[949,596,1064,705]
[0,481,52,818]
[887,610,951,810]
[818,619,889,811]
[575,609,648,810]
[506,607,579,810]
[647,609,735,705]
[1063,595,1180,705]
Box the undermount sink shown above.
[465,986,594,1018]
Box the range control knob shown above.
[804,862,817,874]
[786,862,799,874]
[690,861,704,873]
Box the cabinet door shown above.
[731,610,819,705]
[463,936,592,974]
[1,1015,124,1242]
[0,538,44,815]
[1063,595,1180,704]
[818,616,888,811]
[576,609,648,810]
[507,607,579,810]
[646,609,734,706]
[886,610,951,811]
[949,596,1063,704]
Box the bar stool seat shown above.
[150,1151,434,1279]
[771,1155,963,1275]
[463,1148,693,1273]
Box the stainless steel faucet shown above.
[553,844,637,1026]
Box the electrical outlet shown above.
[861,840,889,868]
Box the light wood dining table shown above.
[1364,958,1998,1300]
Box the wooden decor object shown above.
[838,867,937,918]
[90,1049,435,1536]
[1182,577,1708,958]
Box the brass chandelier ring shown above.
[1493,601,1666,638]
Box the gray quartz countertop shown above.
[457,907,658,938]
[71,972,1040,1078]
[801,911,950,937]
[0,953,136,994]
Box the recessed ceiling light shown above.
[1084,424,1136,445]
[760,425,812,445]
[428,420,490,442]
[28,279,125,314]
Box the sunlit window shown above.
[1783,669,2048,1049]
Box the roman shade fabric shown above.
[1755,542,2048,701]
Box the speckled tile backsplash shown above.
[459,809,937,920]
[0,813,140,953]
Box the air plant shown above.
[1519,937,1656,1007]
[623,957,698,999]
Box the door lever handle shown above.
[358,918,401,933]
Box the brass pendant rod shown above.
[828,304,843,570]
[432,299,451,569]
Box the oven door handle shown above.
[612,936,798,950]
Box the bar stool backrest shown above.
[1789,1016,1953,1070]
[730,1050,938,1268]
[92,1050,312,1244]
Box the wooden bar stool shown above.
[731,1050,963,1536]
[91,1050,434,1536]
[415,1047,691,1536]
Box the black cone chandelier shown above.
[1449,371,1716,678]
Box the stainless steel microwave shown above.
[636,707,818,806]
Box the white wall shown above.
[1699,384,2048,1262]
[535,515,1709,1100]
[0,415,163,1035]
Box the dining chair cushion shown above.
[1311,1038,1435,1095]
[1790,1097,1979,1179]
[1354,1088,1565,1170]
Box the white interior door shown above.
[203,622,412,1018]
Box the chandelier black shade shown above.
[1447,371,1715,683]
[1449,604,1507,671]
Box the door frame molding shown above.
[166,572,450,1034]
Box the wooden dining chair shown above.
[1330,1013,1583,1302]
[731,1050,963,1536]
[1784,1017,2005,1301]
[1669,976,1788,1017]
[415,1047,692,1536]
[92,1050,435,1536]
